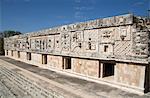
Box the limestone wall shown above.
[4,14,150,63]
[47,55,63,69]
[20,52,26,60]
[115,63,146,88]
[72,58,99,77]
[12,51,18,58]
[31,53,42,64]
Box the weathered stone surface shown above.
[0,66,64,98]
[4,14,150,63]
[47,55,63,69]
[3,14,150,95]
[115,63,145,87]
[72,58,99,77]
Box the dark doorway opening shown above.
[27,52,31,60]
[18,51,20,58]
[144,65,150,93]
[63,57,71,69]
[104,45,108,52]
[42,54,47,64]
[103,63,115,77]
[6,50,8,55]
[11,50,13,56]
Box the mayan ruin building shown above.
[4,14,150,95]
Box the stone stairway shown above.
[0,73,16,98]
[0,66,64,98]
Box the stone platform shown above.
[0,56,150,98]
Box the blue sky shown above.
[0,0,150,33]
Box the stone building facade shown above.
[4,14,150,94]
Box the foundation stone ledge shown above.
[113,81,145,95]
[115,59,148,64]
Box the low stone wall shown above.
[72,58,99,77]
[31,53,42,64]
[47,55,63,69]
[115,63,146,91]
[20,51,27,60]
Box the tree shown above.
[0,30,22,55]
[3,30,21,38]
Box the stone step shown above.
[0,66,63,98]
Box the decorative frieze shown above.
[4,14,150,63]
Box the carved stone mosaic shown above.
[4,14,150,63]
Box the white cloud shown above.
[74,11,87,20]
[75,0,81,3]
[132,2,144,6]
[74,6,94,11]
